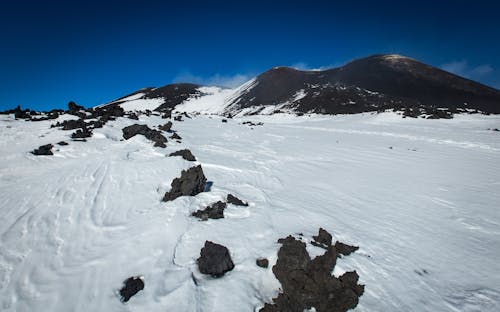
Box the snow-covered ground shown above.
[1,112,500,311]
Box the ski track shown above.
[1,112,500,311]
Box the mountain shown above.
[100,54,500,118]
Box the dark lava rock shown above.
[128,113,139,120]
[32,144,53,156]
[61,119,86,130]
[174,115,183,121]
[162,165,207,201]
[334,241,359,257]
[227,194,248,206]
[169,149,196,161]
[311,228,333,249]
[119,276,144,302]
[182,112,191,119]
[197,241,234,277]
[57,141,69,146]
[122,124,168,147]
[170,132,182,140]
[222,119,228,123]
[256,258,269,268]
[68,101,84,112]
[159,121,173,132]
[192,201,226,220]
[161,111,172,119]
[71,127,92,139]
[260,232,364,312]
[13,106,31,119]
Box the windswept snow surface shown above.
[176,87,235,115]
[1,112,500,311]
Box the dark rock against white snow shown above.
[168,149,196,161]
[32,144,54,156]
[227,194,248,206]
[162,165,207,201]
[260,229,364,312]
[119,276,144,302]
[256,258,269,268]
[159,121,173,132]
[192,201,226,220]
[311,227,333,249]
[197,241,234,277]
[122,124,168,148]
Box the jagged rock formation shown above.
[162,165,207,201]
[260,229,364,312]
[192,201,226,220]
[122,124,168,147]
[169,149,196,161]
[227,194,248,206]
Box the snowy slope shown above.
[1,111,500,311]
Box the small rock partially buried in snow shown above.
[32,144,54,156]
[227,194,248,206]
[256,258,269,268]
[162,165,207,201]
[192,201,226,220]
[119,276,144,302]
[169,149,196,161]
[197,241,234,277]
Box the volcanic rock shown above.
[227,194,248,206]
[197,241,234,277]
[122,124,168,147]
[169,149,196,161]
[170,132,182,140]
[311,228,333,249]
[119,276,144,302]
[159,121,173,132]
[32,144,54,156]
[256,258,269,268]
[260,232,364,312]
[192,201,226,220]
[162,165,207,201]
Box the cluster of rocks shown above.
[122,124,168,147]
[191,194,248,221]
[242,121,264,127]
[260,228,364,312]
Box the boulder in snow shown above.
[227,194,248,206]
[168,149,196,161]
[192,201,226,220]
[197,241,234,277]
[122,124,168,148]
[162,165,207,201]
[119,276,144,302]
[32,144,54,156]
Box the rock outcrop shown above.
[162,165,207,201]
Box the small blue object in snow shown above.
[204,181,213,192]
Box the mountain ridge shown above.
[87,54,500,117]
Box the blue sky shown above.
[1,0,499,111]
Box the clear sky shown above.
[1,0,499,111]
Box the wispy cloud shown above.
[290,62,340,71]
[441,60,494,79]
[172,72,252,88]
